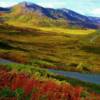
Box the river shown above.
[0,58,100,85]
[48,69,100,84]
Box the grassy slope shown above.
[0,63,100,94]
[0,24,100,73]
[3,4,69,28]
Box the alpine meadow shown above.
[0,1,100,100]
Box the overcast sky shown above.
[0,0,100,17]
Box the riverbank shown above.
[0,58,100,84]
[0,60,100,94]
[1,68,99,100]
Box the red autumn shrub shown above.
[23,79,40,95]
[0,69,100,100]
[11,74,29,90]
[0,70,14,89]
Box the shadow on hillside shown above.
[0,41,28,52]
[0,41,13,49]
[81,46,100,54]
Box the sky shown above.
[0,0,100,17]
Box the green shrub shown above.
[81,91,89,98]
[0,87,15,97]
[15,88,24,100]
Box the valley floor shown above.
[0,24,100,73]
[0,24,100,99]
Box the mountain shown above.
[0,7,10,12]
[88,17,100,24]
[0,1,100,29]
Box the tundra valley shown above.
[0,1,100,100]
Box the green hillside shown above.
[1,2,98,29]
[2,4,68,28]
[0,24,100,73]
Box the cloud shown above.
[38,0,66,8]
[91,8,100,16]
[0,1,17,7]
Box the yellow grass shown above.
[6,21,95,35]
[39,27,95,35]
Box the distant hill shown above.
[0,7,10,12]
[0,1,100,29]
[88,17,100,24]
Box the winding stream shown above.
[0,58,100,85]
[48,69,100,85]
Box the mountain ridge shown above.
[0,1,100,29]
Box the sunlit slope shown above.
[4,3,68,28]
[0,24,99,73]
[2,1,99,29]
[38,27,95,35]
[3,4,95,35]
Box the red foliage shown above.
[11,73,29,90]
[0,69,100,100]
[23,79,40,95]
[0,69,14,89]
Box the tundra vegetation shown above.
[0,24,100,99]
[0,24,100,73]
[0,2,100,99]
[0,63,100,100]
